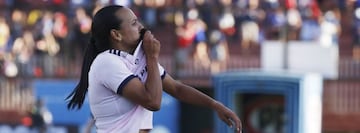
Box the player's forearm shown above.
[144,57,163,109]
[175,83,217,108]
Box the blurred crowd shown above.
[0,0,358,78]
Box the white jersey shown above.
[88,46,166,133]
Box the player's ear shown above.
[110,29,122,41]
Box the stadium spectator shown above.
[209,29,229,74]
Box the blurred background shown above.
[0,0,359,133]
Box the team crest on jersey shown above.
[135,59,139,65]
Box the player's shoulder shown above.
[97,50,118,59]
[94,50,125,65]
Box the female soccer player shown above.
[66,5,241,133]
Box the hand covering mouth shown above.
[137,28,148,44]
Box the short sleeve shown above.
[97,56,137,95]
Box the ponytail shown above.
[66,5,124,110]
[66,37,97,110]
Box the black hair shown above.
[66,5,124,110]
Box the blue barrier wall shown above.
[153,92,179,133]
[33,79,179,132]
[33,80,90,126]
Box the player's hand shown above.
[213,101,242,133]
[142,30,160,59]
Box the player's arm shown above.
[122,31,162,111]
[121,59,162,111]
[162,74,242,132]
[162,74,215,108]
